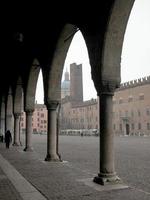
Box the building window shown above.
[125,111,128,117]
[41,113,44,118]
[138,123,141,130]
[119,98,123,104]
[146,109,150,116]
[128,96,133,102]
[119,111,122,117]
[139,94,144,100]
[120,124,122,131]
[138,110,141,117]
[113,124,116,130]
[131,123,134,130]
[147,123,150,130]
[131,110,134,117]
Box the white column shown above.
[45,101,61,161]
[13,113,21,146]
[94,85,120,185]
[24,110,33,151]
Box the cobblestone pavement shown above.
[0,135,150,200]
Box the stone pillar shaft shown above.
[100,93,115,174]
[0,101,5,135]
[24,111,33,151]
[6,114,12,132]
[45,101,60,161]
[1,118,5,135]
[13,114,21,146]
[93,82,120,185]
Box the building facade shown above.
[61,69,70,99]
[20,69,150,136]
[60,97,99,130]
[21,103,47,134]
[113,77,150,136]
[60,68,150,136]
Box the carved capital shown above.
[25,109,34,115]
[46,100,60,110]
[98,80,119,96]
[14,113,21,118]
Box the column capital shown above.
[25,109,34,115]
[97,80,119,96]
[14,113,21,118]
[46,100,60,110]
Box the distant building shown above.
[60,64,150,136]
[60,97,99,130]
[20,61,150,137]
[21,103,47,134]
[113,77,150,136]
[60,63,99,130]
[61,68,70,99]
[70,63,83,103]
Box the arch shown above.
[101,0,135,85]
[43,24,77,103]
[24,58,41,111]
[80,0,135,93]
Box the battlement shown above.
[117,75,150,91]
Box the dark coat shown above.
[5,130,12,143]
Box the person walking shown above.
[5,130,12,148]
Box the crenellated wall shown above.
[117,76,150,91]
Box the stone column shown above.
[93,82,120,185]
[24,110,33,151]
[0,101,5,135]
[45,101,61,161]
[6,90,13,133]
[6,114,13,133]
[13,113,21,146]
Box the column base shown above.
[13,142,20,146]
[23,147,33,152]
[93,173,121,185]
[45,153,61,162]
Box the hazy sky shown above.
[36,0,150,103]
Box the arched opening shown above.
[111,0,150,192]
[113,0,150,137]
[121,0,150,82]
[61,31,97,101]
[34,69,47,135]
[60,29,99,173]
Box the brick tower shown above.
[70,63,83,102]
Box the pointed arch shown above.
[43,24,77,103]
[24,58,41,111]
[101,0,135,85]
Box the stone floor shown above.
[0,135,150,200]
